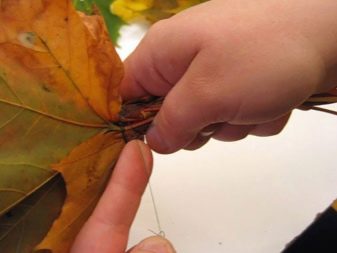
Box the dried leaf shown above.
[0,174,66,253]
[36,133,125,252]
[0,0,133,252]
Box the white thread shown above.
[148,181,165,237]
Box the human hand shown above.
[121,0,337,153]
[70,140,175,253]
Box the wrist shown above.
[284,0,337,92]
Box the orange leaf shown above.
[0,1,163,252]
[37,132,125,252]
[0,0,124,122]
[0,1,129,252]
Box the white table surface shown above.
[116,23,337,253]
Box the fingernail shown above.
[146,125,171,153]
[199,123,220,137]
[137,236,176,253]
[135,140,152,173]
[199,130,215,137]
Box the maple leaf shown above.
[0,1,160,252]
[0,0,335,252]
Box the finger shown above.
[183,133,212,151]
[145,39,311,153]
[145,49,244,153]
[71,140,153,253]
[183,123,220,150]
[120,18,201,100]
[250,113,291,137]
[128,236,176,253]
[212,123,256,142]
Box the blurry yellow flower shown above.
[111,0,207,22]
[111,0,154,21]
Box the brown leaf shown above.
[0,0,130,252]
[0,0,124,122]
[36,133,125,252]
[0,0,162,251]
[0,174,66,253]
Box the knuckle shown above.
[144,19,171,45]
[155,100,196,149]
[157,102,180,135]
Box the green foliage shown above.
[73,0,95,14]
[95,0,125,43]
[73,0,124,43]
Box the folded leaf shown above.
[0,174,66,253]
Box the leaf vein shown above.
[22,115,42,138]
[0,109,24,131]
[0,173,61,241]
[0,188,26,195]
[15,221,25,253]
[53,133,121,167]
[37,33,109,124]
[0,172,59,217]
[0,73,24,104]
[0,99,107,128]
[0,163,52,172]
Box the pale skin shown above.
[71,140,176,253]
[121,0,337,153]
[72,0,337,252]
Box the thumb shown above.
[120,14,231,154]
[128,236,176,253]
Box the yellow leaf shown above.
[36,133,125,252]
[0,0,164,251]
[0,0,124,122]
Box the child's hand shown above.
[121,0,337,153]
[71,141,175,253]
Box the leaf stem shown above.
[123,117,154,131]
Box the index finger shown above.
[120,19,200,101]
[71,140,153,253]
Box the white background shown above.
[117,23,337,253]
